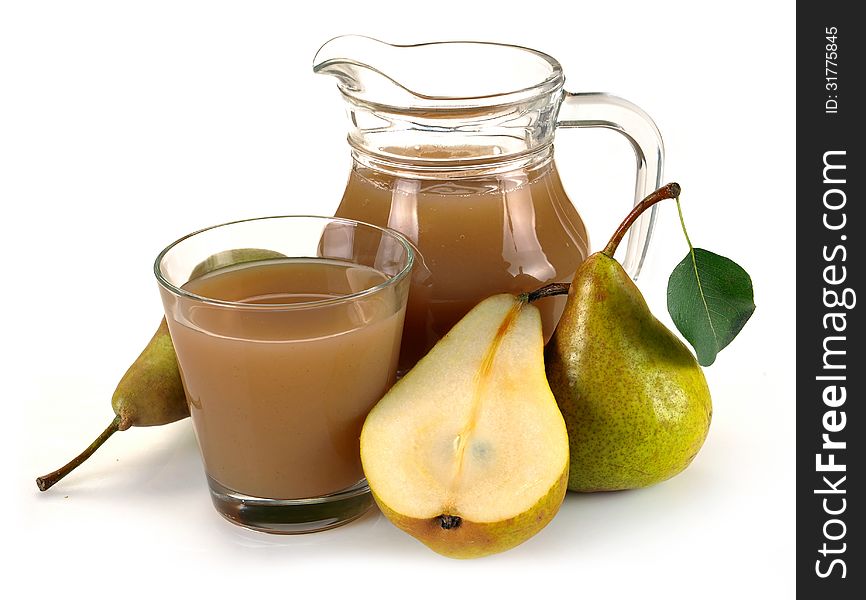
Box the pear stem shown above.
[523,283,571,303]
[36,415,122,492]
[603,182,681,257]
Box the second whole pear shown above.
[544,183,712,492]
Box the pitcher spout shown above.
[313,35,402,96]
[314,34,563,108]
[312,35,566,166]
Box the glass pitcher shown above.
[313,35,664,372]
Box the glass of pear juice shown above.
[154,216,414,534]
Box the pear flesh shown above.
[361,294,569,559]
[545,253,712,492]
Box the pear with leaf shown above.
[544,183,754,491]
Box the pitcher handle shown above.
[556,92,665,279]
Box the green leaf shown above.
[667,248,755,366]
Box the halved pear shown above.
[360,294,569,559]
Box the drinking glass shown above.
[155,216,414,533]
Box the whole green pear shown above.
[544,183,712,491]
[36,247,285,492]
[35,318,188,492]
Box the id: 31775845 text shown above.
[825,27,839,114]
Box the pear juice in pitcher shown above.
[335,147,589,371]
[316,37,666,372]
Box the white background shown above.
[3,1,795,598]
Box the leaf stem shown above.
[603,182,681,257]
[675,197,695,251]
[676,197,719,348]
[36,415,121,492]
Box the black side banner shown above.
[797,2,863,596]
